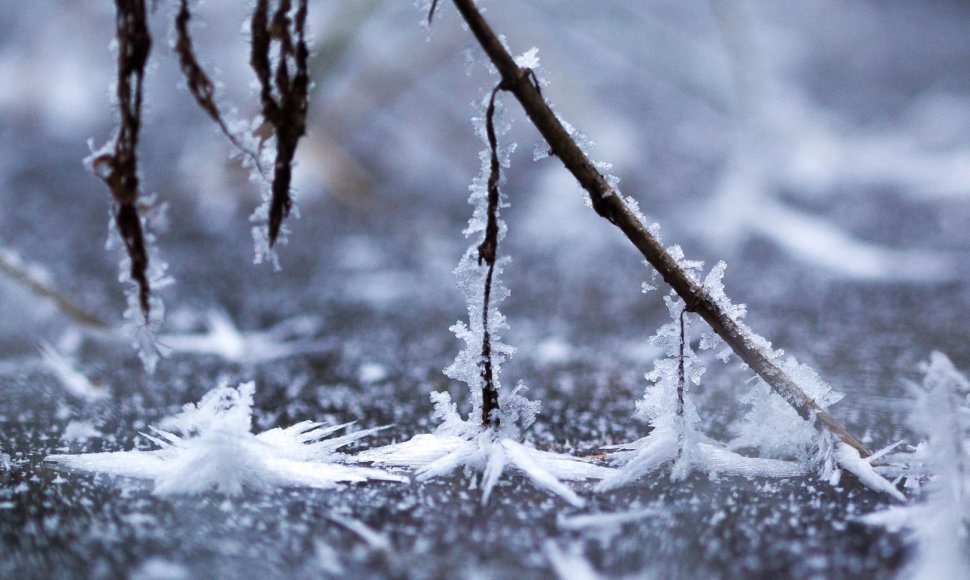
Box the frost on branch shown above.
[359,87,611,506]
[600,250,901,493]
[87,0,172,372]
[104,195,174,374]
[862,353,970,578]
[46,381,405,495]
[598,267,805,491]
[248,0,311,261]
[682,253,900,497]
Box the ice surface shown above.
[46,381,406,495]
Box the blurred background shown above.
[1,1,969,577]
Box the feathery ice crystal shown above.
[359,85,611,506]
[46,381,405,495]
[862,352,970,578]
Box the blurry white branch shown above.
[0,246,109,330]
[160,308,329,364]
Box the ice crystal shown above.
[104,195,174,374]
[160,308,328,364]
[358,86,611,505]
[248,133,292,270]
[38,340,107,402]
[514,47,540,70]
[46,381,405,495]
[862,353,970,577]
[599,288,804,490]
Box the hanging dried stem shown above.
[250,0,310,247]
[91,0,152,323]
[174,0,262,172]
[478,83,506,428]
[428,0,440,24]
[447,0,871,457]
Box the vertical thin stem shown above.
[250,0,309,247]
[478,83,505,428]
[92,0,153,324]
[677,308,687,420]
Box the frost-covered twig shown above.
[476,82,506,428]
[46,381,405,495]
[250,0,310,249]
[446,0,870,458]
[173,0,263,173]
[359,79,611,505]
[89,0,154,324]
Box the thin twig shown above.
[174,0,263,173]
[478,82,505,428]
[91,0,153,324]
[677,308,687,420]
[428,0,440,25]
[0,250,110,330]
[250,0,310,247]
[448,0,870,457]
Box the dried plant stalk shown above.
[477,83,506,428]
[91,0,153,323]
[250,0,310,247]
[448,0,870,457]
[174,0,261,170]
[0,250,109,329]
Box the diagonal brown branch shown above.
[449,0,870,457]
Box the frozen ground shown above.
[2,1,970,578]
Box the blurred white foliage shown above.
[38,340,107,402]
[160,308,327,364]
[61,420,103,442]
[700,3,958,281]
[46,381,406,495]
[862,352,970,578]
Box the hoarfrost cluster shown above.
[863,353,970,578]
[47,381,405,495]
